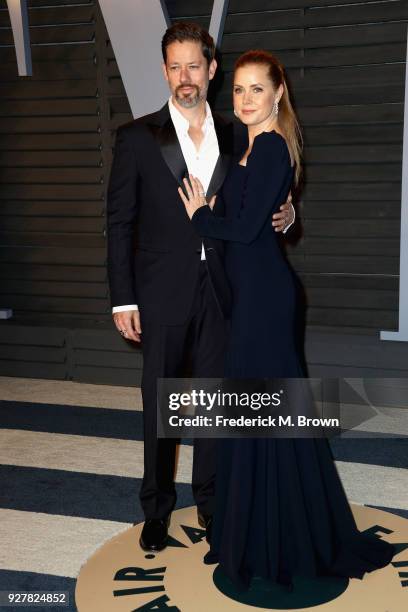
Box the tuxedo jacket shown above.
[106,103,238,325]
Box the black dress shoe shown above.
[139,517,170,552]
[197,511,212,544]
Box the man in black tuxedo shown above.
[107,22,294,552]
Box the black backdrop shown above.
[0,0,407,383]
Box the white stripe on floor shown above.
[335,461,408,510]
[340,404,408,437]
[0,429,193,482]
[0,377,142,411]
[0,508,131,578]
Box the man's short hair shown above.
[162,21,215,65]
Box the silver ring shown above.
[199,191,205,196]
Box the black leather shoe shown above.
[197,511,212,544]
[139,517,170,552]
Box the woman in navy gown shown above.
[178,50,395,591]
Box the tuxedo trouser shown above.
[140,262,227,520]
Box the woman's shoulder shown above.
[250,130,291,164]
[254,129,287,149]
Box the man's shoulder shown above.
[116,105,169,138]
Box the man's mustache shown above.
[176,84,199,95]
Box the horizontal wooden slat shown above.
[0,80,97,100]
[306,307,398,329]
[303,182,401,200]
[0,247,105,265]
[0,167,103,183]
[0,185,104,199]
[221,22,407,53]
[75,348,141,368]
[303,124,403,145]
[0,44,95,63]
[0,151,102,167]
[225,9,302,33]
[225,1,407,32]
[0,360,67,379]
[1,295,108,314]
[302,200,402,220]
[0,263,106,282]
[215,102,405,127]
[299,273,399,291]
[0,217,105,232]
[0,323,66,345]
[0,232,105,248]
[305,1,408,27]
[306,335,408,370]
[298,255,398,275]
[0,133,101,150]
[0,201,104,216]
[0,4,95,27]
[302,63,404,88]
[71,328,138,351]
[303,144,402,164]
[306,287,398,309]
[304,237,399,256]
[228,0,407,15]
[0,24,95,45]
[0,60,96,81]
[304,219,400,238]
[72,365,142,386]
[164,0,212,18]
[0,279,106,298]
[0,344,65,363]
[0,98,99,117]
[305,164,401,182]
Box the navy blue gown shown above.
[191,130,395,589]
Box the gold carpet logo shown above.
[75,505,407,611]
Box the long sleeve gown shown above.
[191,130,395,590]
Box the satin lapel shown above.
[147,109,188,187]
[206,116,234,200]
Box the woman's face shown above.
[233,64,283,128]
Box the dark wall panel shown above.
[0,0,109,321]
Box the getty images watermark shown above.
[157,378,408,439]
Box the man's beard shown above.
[175,83,206,108]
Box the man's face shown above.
[162,40,217,108]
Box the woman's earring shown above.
[273,99,279,116]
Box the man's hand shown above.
[113,310,142,342]
[272,192,295,232]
